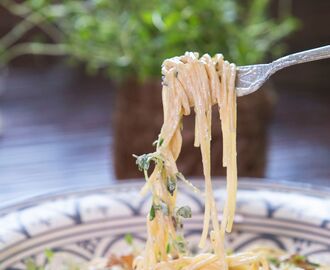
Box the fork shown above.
[235,45,330,97]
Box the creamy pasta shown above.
[133,52,267,270]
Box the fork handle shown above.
[271,45,330,73]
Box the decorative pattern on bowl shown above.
[0,179,330,269]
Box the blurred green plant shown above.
[0,0,299,80]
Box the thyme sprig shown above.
[149,201,169,221]
[167,177,177,196]
[176,206,192,219]
[133,152,164,172]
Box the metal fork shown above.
[235,45,330,97]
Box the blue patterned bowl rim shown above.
[1,177,330,217]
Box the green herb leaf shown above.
[176,241,185,253]
[286,254,320,269]
[167,177,176,196]
[309,262,321,268]
[166,242,171,254]
[133,154,151,171]
[44,248,54,262]
[153,137,164,147]
[158,138,164,147]
[124,233,133,245]
[173,236,186,254]
[133,152,164,172]
[293,255,306,260]
[268,257,280,266]
[149,205,156,221]
[176,206,192,218]
[25,258,43,270]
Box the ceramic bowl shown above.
[1,179,330,269]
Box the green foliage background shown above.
[0,0,299,80]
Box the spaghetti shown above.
[133,52,268,270]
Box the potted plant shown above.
[0,0,299,178]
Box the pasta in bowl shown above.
[1,180,329,269]
[1,53,329,269]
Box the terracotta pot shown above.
[113,78,275,179]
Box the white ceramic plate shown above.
[1,179,330,269]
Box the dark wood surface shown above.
[0,62,329,206]
[267,82,330,182]
[0,64,115,205]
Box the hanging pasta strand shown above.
[133,52,269,270]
